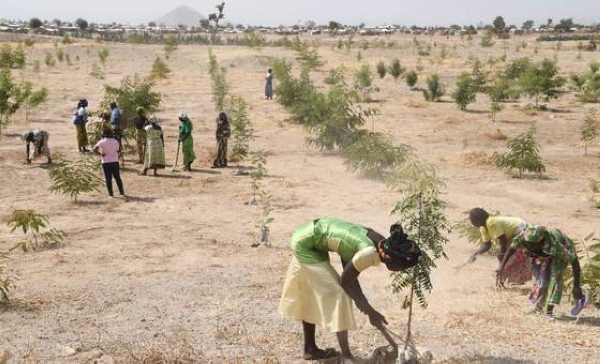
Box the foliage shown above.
[12,81,48,122]
[518,58,565,107]
[149,57,171,80]
[354,64,377,101]
[581,110,598,155]
[494,124,545,178]
[470,59,488,92]
[480,34,495,48]
[387,158,449,309]
[208,49,229,112]
[0,69,20,133]
[226,95,254,164]
[163,36,178,58]
[75,18,89,32]
[0,44,26,69]
[98,48,110,68]
[272,59,317,122]
[343,132,412,179]
[7,209,66,252]
[488,102,504,121]
[102,74,162,130]
[423,73,444,102]
[48,157,103,203]
[293,41,324,70]
[389,58,404,80]
[487,74,519,102]
[250,150,267,204]
[28,18,43,30]
[452,72,477,111]
[208,1,226,43]
[90,64,104,79]
[376,61,387,79]
[44,52,55,67]
[405,70,418,89]
[492,16,506,34]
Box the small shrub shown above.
[389,58,404,80]
[494,124,545,178]
[480,34,495,47]
[90,64,104,79]
[7,209,66,252]
[376,61,387,79]
[56,49,64,63]
[423,73,444,102]
[343,132,412,178]
[48,157,104,203]
[405,70,418,89]
[98,48,109,67]
[44,52,55,67]
[452,72,476,110]
[581,110,598,155]
[150,57,171,80]
[226,95,254,164]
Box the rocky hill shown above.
[154,5,205,27]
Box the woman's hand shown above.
[367,309,388,328]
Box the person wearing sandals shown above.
[498,224,587,318]
[139,116,165,176]
[279,217,421,363]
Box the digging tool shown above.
[171,140,180,172]
[370,326,398,364]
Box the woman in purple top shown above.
[93,130,125,197]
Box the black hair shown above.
[218,112,228,122]
[78,98,88,108]
[110,101,117,109]
[381,222,421,271]
[469,207,489,227]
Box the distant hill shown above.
[154,5,205,27]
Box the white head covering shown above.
[178,110,188,119]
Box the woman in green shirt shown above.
[279,217,421,363]
[178,111,196,171]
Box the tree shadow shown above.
[554,314,600,327]
[188,168,222,175]
[29,118,66,124]
[465,109,489,114]
[151,173,192,179]
[76,200,109,206]
[497,119,531,124]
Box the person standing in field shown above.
[22,129,51,165]
[109,101,123,154]
[178,111,195,172]
[265,68,274,100]
[134,107,149,164]
[140,116,165,176]
[468,207,532,285]
[73,98,89,153]
[279,217,421,363]
[212,112,231,168]
[498,224,588,318]
[93,129,125,198]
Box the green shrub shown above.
[389,58,404,80]
[343,132,411,178]
[405,70,418,89]
[518,58,565,107]
[150,57,171,80]
[7,209,66,252]
[44,52,55,67]
[98,48,109,67]
[452,72,476,110]
[48,157,104,203]
[102,74,162,130]
[494,124,545,178]
[376,61,387,79]
[208,49,229,112]
[423,73,444,102]
[226,95,254,164]
[581,110,598,155]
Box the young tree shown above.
[149,57,171,80]
[7,209,66,252]
[98,48,110,68]
[75,18,89,35]
[405,70,418,89]
[452,72,476,110]
[48,157,104,203]
[227,95,254,165]
[423,73,444,102]
[0,69,20,133]
[494,124,545,178]
[13,81,49,122]
[376,61,387,79]
[581,110,598,155]
[519,58,565,107]
[389,58,404,80]
[208,49,229,112]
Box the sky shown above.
[2,0,600,27]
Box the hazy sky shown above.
[2,0,600,27]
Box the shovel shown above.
[370,326,398,364]
[171,141,180,172]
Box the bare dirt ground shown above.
[0,32,599,363]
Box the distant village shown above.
[1,17,599,42]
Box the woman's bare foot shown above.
[303,347,338,360]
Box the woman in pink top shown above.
[93,130,125,197]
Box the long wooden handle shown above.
[378,326,397,347]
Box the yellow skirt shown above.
[278,256,356,332]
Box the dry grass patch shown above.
[457,151,494,166]
[403,98,428,108]
[483,129,508,140]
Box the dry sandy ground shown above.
[0,32,599,363]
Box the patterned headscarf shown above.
[518,224,548,245]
